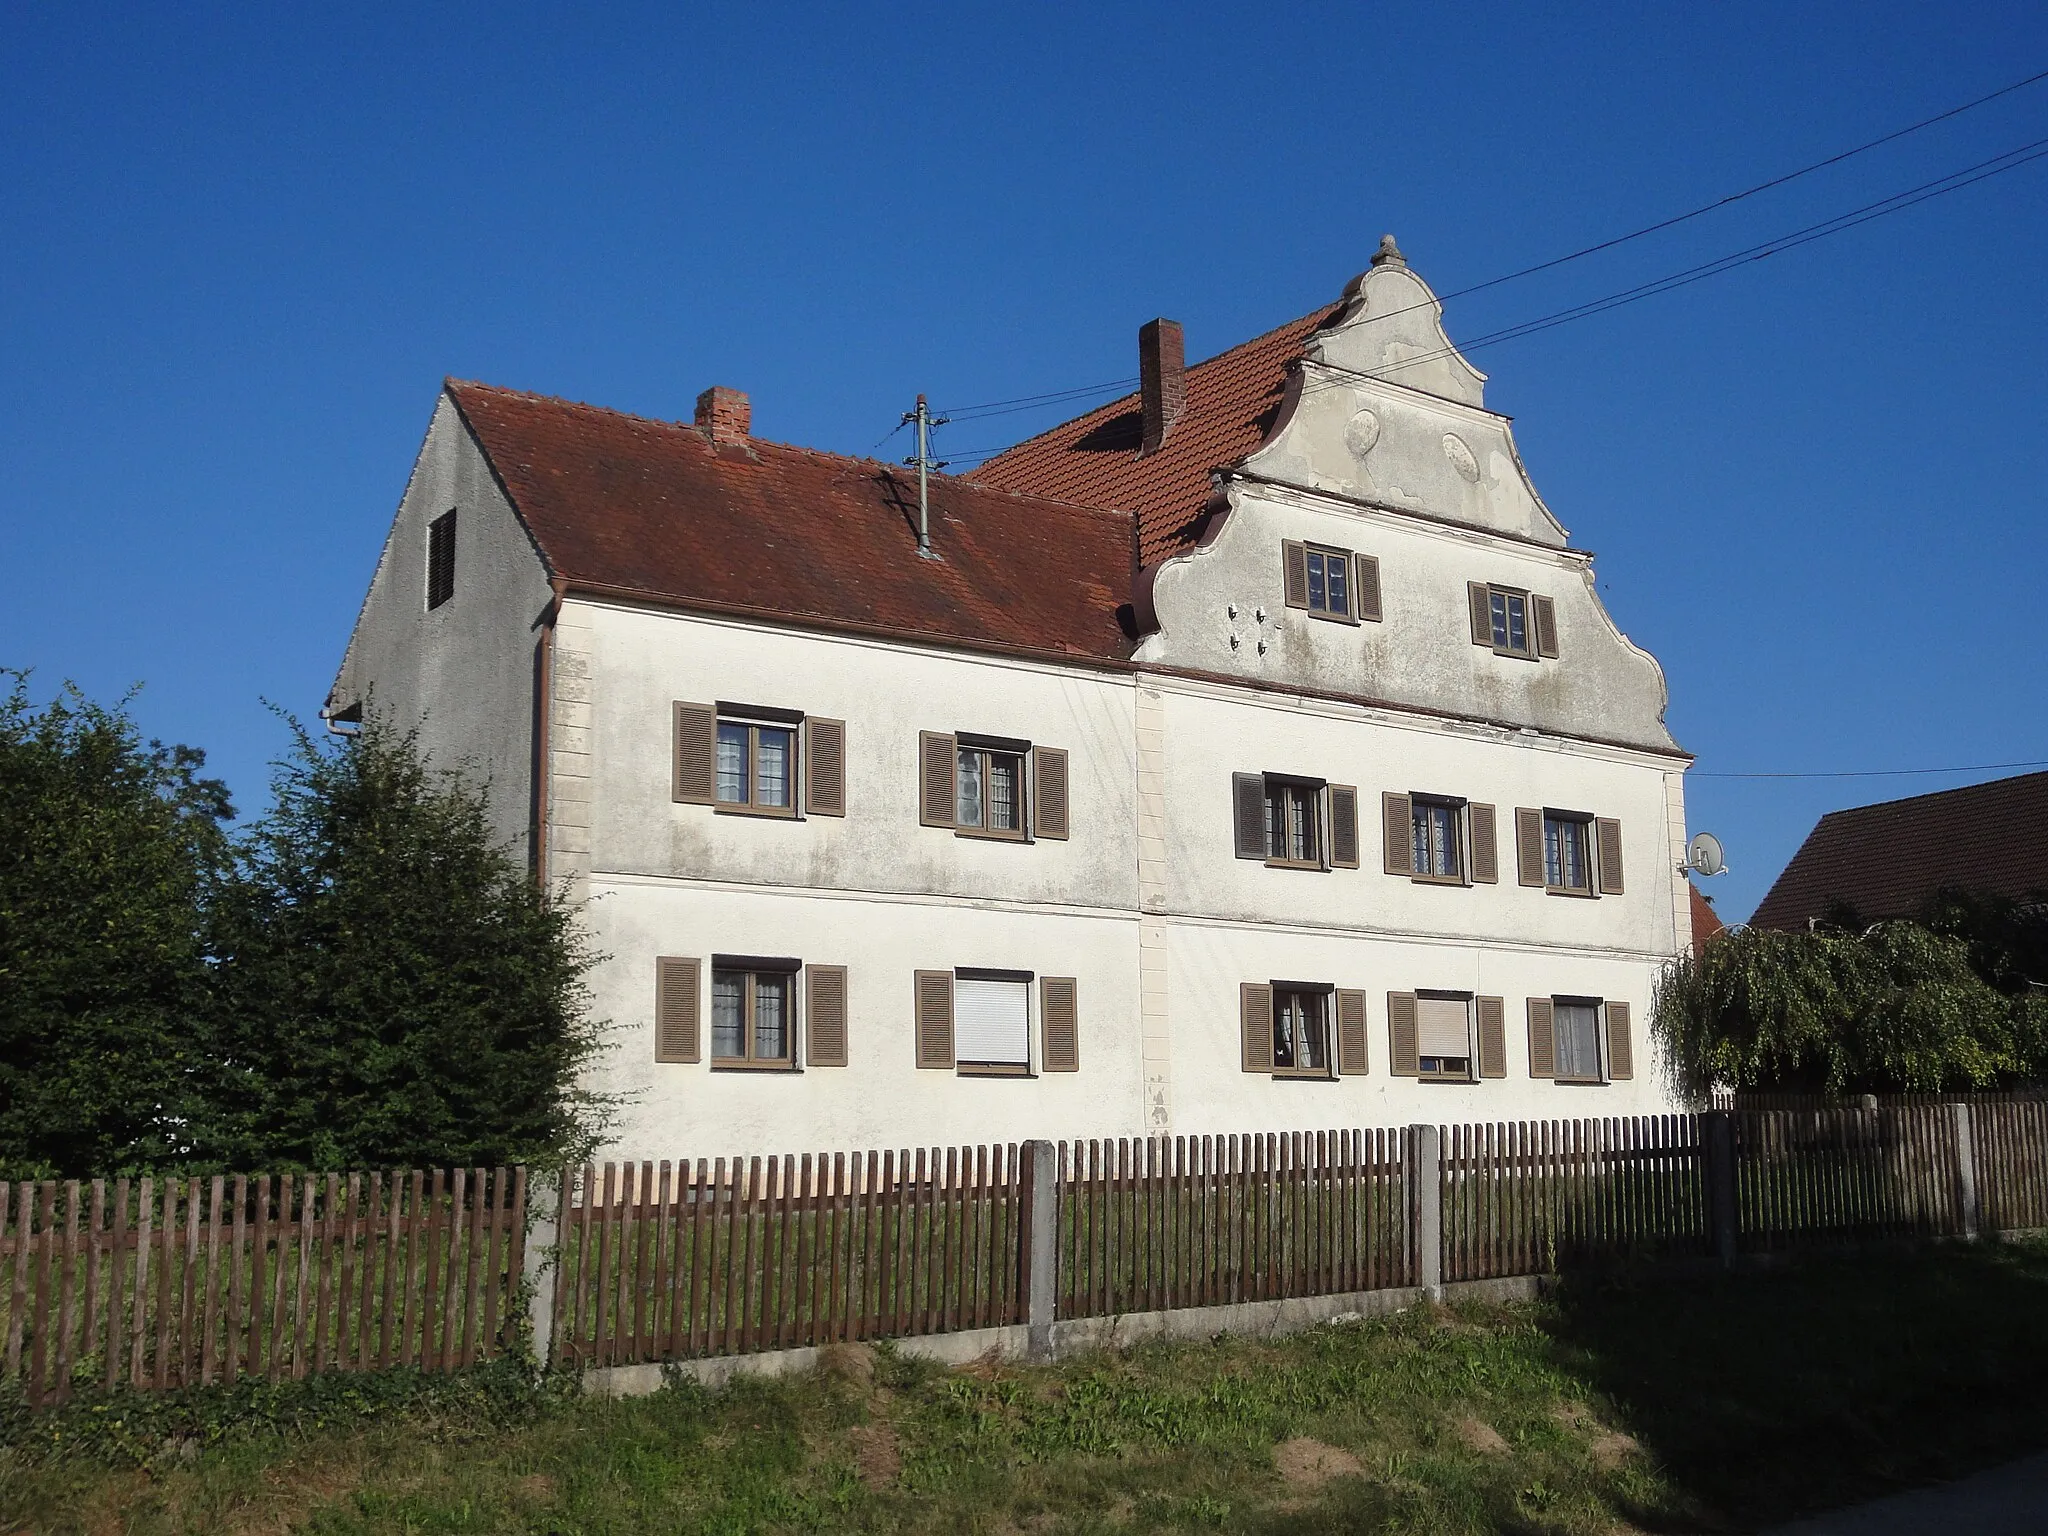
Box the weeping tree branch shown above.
[1652,918,2048,1102]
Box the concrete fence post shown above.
[1951,1101,1981,1241]
[524,1168,564,1369]
[1018,1139,1058,1361]
[1408,1124,1443,1302]
[1703,1110,1738,1268]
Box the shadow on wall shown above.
[1538,1241,2048,1530]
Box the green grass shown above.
[9,1238,2048,1534]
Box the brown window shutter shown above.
[1032,746,1070,840]
[1387,992,1419,1076]
[1233,773,1267,860]
[673,702,717,804]
[805,964,848,1066]
[805,717,846,817]
[1041,977,1079,1071]
[654,956,701,1063]
[1240,982,1275,1073]
[1605,1001,1634,1080]
[914,970,954,1069]
[918,732,956,828]
[1515,807,1546,887]
[1382,791,1414,876]
[1526,997,1556,1079]
[1283,541,1310,609]
[1477,996,1507,1079]
[1354,555,1382,622]
[1596,817,1625,894]
[1329,785,1360,868]
[1532,594,1560,658]
[1467,582,1493,646]
[1468,803,1498,883]
[1336,989,1369,1076]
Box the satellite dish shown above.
[1686,832,1727,878]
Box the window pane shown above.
[1326,556,1348,616]
[1555,1002,1601,1080]
[956,748,984,827]
[712,972,745,1058]
[1548,817,1588,889]
[716,723,749,803]
[1299,994,1328,1070]
[1274,993,1299,1067]
[1288,786,1314,862]
[1489,589,1510,648]
[754,975,789,1060]
[755,728,792,808]
[988,754,1019,831]
[1265,788,1283,859]
[1413,803,1459,878]
[1306,550,1327,612]
[1506,594,1528,652]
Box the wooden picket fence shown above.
[1440,1116,1708,1283]
[1715,1088,2048,1113]
[1053,1129,1412,1316]
[1974,1099,2048,1231]
[548,1148,1027,1368]
[1,1168,525,1407]
[12,1097,2048,1407]
[1733,1105,1962,1250]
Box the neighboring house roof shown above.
[971,305,1343,567]
[444,381,1136,663]
[1749,770,2048,930]
[1690,882,1725,947]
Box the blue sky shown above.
[4,2,2045,921]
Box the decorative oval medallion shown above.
[1345,409,1381,458]
[1442,431,1480,482]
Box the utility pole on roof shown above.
[902,393,948,560]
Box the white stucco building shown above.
[328,240,1698,1156]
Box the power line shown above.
[923,65,2048,423]
[1292,133,2048,401]
[938,377,1140,422]
[1431,64,2048,310]
[1687,761,2048,782]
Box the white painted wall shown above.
[328,393,555,863]
[565,599,1148,1151]
[575,601,1140,910]
[557,598,1685,1157]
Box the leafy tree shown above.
[201,716,609,1172]
[0,673,230,1176]
[1653,917,2046,1101]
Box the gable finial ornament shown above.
[1370,233,1406,269]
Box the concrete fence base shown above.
[580,1273,1546,1399]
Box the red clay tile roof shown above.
[446,381,1136,663]
[1691,883,1725,947]
[1749,771,2048,930]
[970,305,1343,567]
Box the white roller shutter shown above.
[1416,997,1472,1059]
[954,978,1030,1067]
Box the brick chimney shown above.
[695,385,751,445]
[1139,318,1185,455]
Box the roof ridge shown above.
[1820,768,2048,819]
[446,377,1133,524]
